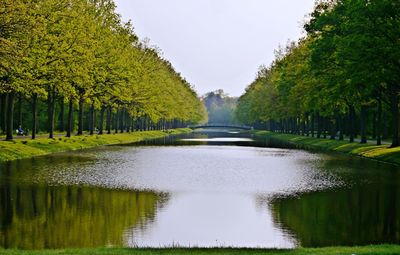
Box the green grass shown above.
[0,128,191,163]
[0,245,399,255]
[254,131,400,165]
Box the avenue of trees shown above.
[202,90,238,125]
[236,0,400,147]
[0,0,207,140]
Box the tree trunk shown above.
[5,92,15,140]
[66,99,73,138]
[377,99,382,146]
[89,103,94,135]
[140,117,144,131]
[297,117,301,135]
[59,97,65,132]
[99,106,105,135]
[31,94,38,140]
[360,105,367,143]
[127,113,131,133]
[339,116,344,140]
[145,116,149,131]
[329,117,336,140]
[382,110,388,140]
[17,94,22,128]
[111,111,115,131]
[311,113,315,137]
[120,109,124,133]
[317,112,322,138]
[130,117,134,132]
[77,97,84,135]
[0,94,6,133]
[291,117,295,134]
[305,113,309,136]
[390,87,399,147]
[372,112,377,140]
[106,106,111,134]
[115,108,120,133]
[47,90,56,139]
[349,105,355,143]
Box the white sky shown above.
[114,0,316,97]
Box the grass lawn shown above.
[0,128,191,163]
[254,131,400,165]
[1,245,400,255]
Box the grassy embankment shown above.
[1,245,400,255]
[0,128,191,163]
[254,131,400,165]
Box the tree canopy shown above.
[0,0,207,140]
[236,0,400,146]
[202,90,237,125]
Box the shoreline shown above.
[252,130,400,166]
[0,128,191,163]
[0,245,399,255]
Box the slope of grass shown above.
[255,131,400,165]
[0,128,191,163]
[1,245,399,255]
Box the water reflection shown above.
[0,182,166,249]
[0,129,399,248]
[125,193,296,248]
[270,157,400,247]
[180,138,253,142]
[133,129,257,147]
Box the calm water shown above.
[0,129,399,249]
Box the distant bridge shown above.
[188,124,253,130]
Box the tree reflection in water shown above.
[270,160,400,247]
[0,160,168,249]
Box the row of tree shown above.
[0,0,207,140]
[236,0,400,147]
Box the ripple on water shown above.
[3,136,394,249]
[30,145,343,195]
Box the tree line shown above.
[236,0,400,147]
[0,0,207,140]
[202,90,238,125]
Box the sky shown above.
[114,0,316,97]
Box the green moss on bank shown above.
[0,129,191,163]
[255,131,400,165]
[1,245,400,255]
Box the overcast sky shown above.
[114,0,316,97]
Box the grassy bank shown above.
[254,131,400,165]
[0,128,191,163]
[1,245,400,255]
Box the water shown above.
[0,129,399,249]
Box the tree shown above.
[237,0,400,147]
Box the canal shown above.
[0,129,399,249]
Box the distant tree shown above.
[202,90,238,125]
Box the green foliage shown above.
[202,90,237,124]
[236,0,400,146]
[0,0,207,138]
